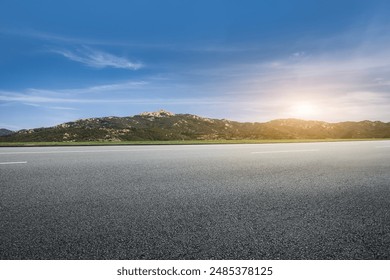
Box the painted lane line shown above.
[252,149,319,154]
[0,148,179,155]
[0,161,27,165]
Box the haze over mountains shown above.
[0,129,14,137]
[1,110,390,142]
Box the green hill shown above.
[1,110,390,142]
[0,129,14,137]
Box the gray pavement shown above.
[1,141,390,259]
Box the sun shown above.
[289,102,317,119]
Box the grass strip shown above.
[0,138,389,147]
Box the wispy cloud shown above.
[23,103,77,110]
[51,47,143,70]
[215,45,390,122]
[1,27,263,53]
[0,79,151,108]
[0,91,235,105]
[0,27,101,45]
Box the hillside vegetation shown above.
[1,110,390,142]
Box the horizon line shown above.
[2,110,389,132]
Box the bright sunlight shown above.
[289,102,318,119]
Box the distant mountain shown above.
[1,109,390,142]
[0,129,14,137]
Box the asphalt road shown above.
[1,141,390,259]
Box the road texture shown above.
[1,141,390,259]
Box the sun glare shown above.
[289,102,317,119]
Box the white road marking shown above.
[0,161,27,165]
[376,146,390,148]
[252,149,319,154]
[0,148,178,155]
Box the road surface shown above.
[1,141,390,259]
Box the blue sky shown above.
[1,0,390,130]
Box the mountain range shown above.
[1,110,390,142]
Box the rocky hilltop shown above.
[1,110,390,142]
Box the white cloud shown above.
[0,80,151,105]
[227,49,390,121]
[51,47,143,70]
[292,51,305,57]
[87,81,148,92]
[23,103,77,110]
[0,86,234,105]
